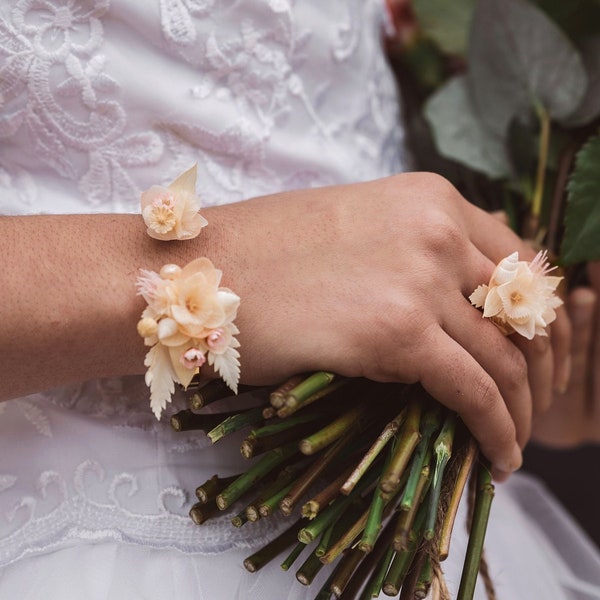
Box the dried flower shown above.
[137,257,241,419]
[469,250,563,339]
[141,164,208,241]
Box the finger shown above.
[416,328,522,479]
[568,287,596,403]
[550,302,572,394]
[511,333,553,415]
[443,295,532,448]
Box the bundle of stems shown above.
[175,373,494,599]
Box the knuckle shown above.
[471,372,500,416]
[422,217,467,256]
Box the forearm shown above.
[0,212,227,401]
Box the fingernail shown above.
[553,354,571,394]
[496,444,522,475]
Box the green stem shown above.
[394,463,431,551]
[382,545,417,596]
[298,493,359,545]
[315,524,335,558]
[302,463,356,520]
[216,442,299,510]
[281,430,358,516]
[414,553,433,599]
[280,541,307,571]
[252,411,327,439]
[329,548,366,597]
[269,374,306,408]
[398,544,428,600]
[207,406,266,444]
[341,408,406,496]
[243,519,303,573]
[380,398,422,494]
[401,406,440,510]
[189,501,219,525]
[350,512,399,599]
[188,379,250,410]
[296,549,326,586]
[362,544,396,599]
[231,509,248,527]
[383,503,427,595]
[530,103,551,226]
[321,480,402,565]
[439,436,477,560]
[242,415,328,459]
[424,413,456,539]
[280,371,337,410]
[299,403,366,456]
[359,486,386,554]
[195,474,239,504]
[258,482,294,518]
[171,409,238,433]
[457,461,495,600]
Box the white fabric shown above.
[0,1,599,598]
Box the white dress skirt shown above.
[1,1,599,598]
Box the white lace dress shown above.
[0,1,599,599]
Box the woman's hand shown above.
[532,262,600,447]
[0,173,570,479]
[207,173,570,478]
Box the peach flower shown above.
[136,257,241,419]
[141,164,208,241]
[469,250,563,339]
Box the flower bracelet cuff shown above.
[136,165,240,419]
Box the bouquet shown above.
[153,1,600,598]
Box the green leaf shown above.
[561,133,600,265]
[412,0,476,56]
[424,75,512,179]
[468,0,587,139]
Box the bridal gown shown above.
[1,1,600,598]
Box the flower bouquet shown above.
[142,0,600,598]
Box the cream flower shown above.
[469,250,563,339]
[141,164,208,241]
[136,257,241,419]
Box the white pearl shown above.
[160,264,182,280]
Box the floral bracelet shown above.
[136,165,240,419]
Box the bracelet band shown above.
[137,165,240,419]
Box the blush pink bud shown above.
[180,348,206,369]
[207,328,227,352]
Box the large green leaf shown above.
[412,0,476,56]
[468,0,587,139]
[561,133,600,265]
[424,75,512,179]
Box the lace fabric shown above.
[1,1,600,599]
[0,0,404,571]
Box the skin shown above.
[0,173,571,479]
[532,262,600,446]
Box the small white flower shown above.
[469,250,563,340]
[141,164,208,241]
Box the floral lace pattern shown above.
[0,0,406,566]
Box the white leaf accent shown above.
[144,344,176,419]
[209,345,240,394]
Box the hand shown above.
[532,262,600,447]
[204,173,571,478]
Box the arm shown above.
[0,173,571,478]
